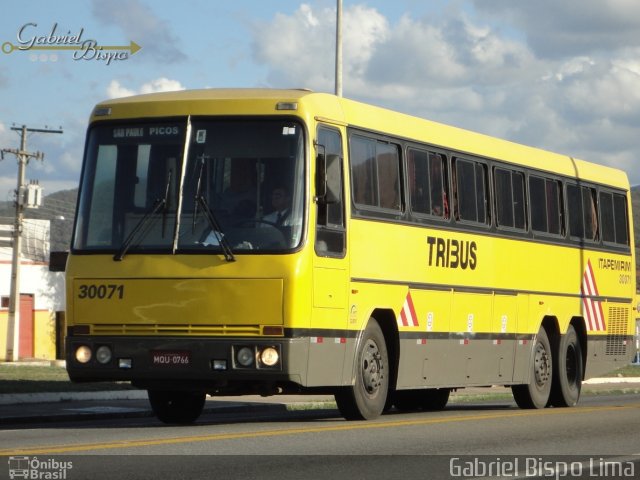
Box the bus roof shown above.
[91,88,629,190]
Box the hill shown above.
[0,188,76,252]
[632,186,640,248]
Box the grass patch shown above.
[286,401,338,411]
[449,392,513,403]
[0,364,136,394]
[604,364,640,377]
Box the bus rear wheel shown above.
[549,325,583,407]
[335,319,389,420]
[511,326,552,409]
[421,388,450,411]
[148,390,206,424]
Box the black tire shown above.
[393,390,422,412]
[511,327,552,409]
[549,325,583,407]
[335,319,389,420]
[148,390,206,424]
[420,388,450,411]
[394,388,449,412]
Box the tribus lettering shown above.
[427,236,477,270]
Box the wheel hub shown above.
[362,340,384,394]
[534,342,551,387]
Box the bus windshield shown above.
[73,118,305,255]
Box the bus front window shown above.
[177,120,305,252]
[73,119,305,254]
[73,122,185,252]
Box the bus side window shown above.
[408,148,448,219]
[376,143,401,210]
[600,191,615,243]
[612,193,629,245]
[453,157,489,225]
[495,167,526,230]
[582,187,598,241]
[567,183,598,241]
[530,176,563,236]
[600,190,630,245]
[350,134,402,213]
[567,184,584,239]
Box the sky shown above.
[1,0,639,213]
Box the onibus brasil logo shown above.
[8,456,73,479]
[2,22,141,65]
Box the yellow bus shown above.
[66,89,636,423]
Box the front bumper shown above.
[66,335,309,393]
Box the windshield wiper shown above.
[196,194,236,262]
[113,199,165,261]
[193,156,235,262]
[113,170,172,262]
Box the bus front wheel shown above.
[335,319,389,420]
[511,326,552,409]
[148,390,206,424]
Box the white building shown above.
[0,217,65,360]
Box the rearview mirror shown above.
[316,153,341,204]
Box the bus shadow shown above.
[1,398,519,431]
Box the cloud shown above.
[367,14,536,89]
[0,122,9,143]
[250,2,640,186]
[251,3,388,90]
[106,78,186,99]
[91,0,186,63]
[106,80,135,99]
[471,0,640,58]
[559,55,640,124]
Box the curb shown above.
[0,390,148,405]
[583,377,640,384]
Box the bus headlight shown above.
[236,346,254,367]
[75,345,92,364]
[96,345,112,364]
[259,347,279,367]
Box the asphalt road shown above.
[2,394,639,480]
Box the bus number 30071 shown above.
[78,284,125,300]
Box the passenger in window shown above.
[442,191,450,219]
[588,191,599,240]
[432,192,449,218]
[451,165,460,220]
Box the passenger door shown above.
[308,125,349,386]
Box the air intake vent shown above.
[605,306,628,356]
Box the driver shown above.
[263,186,291,226]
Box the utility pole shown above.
[335,0,343,97]
[1,125,62,361]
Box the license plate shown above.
[151,350,191,366]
